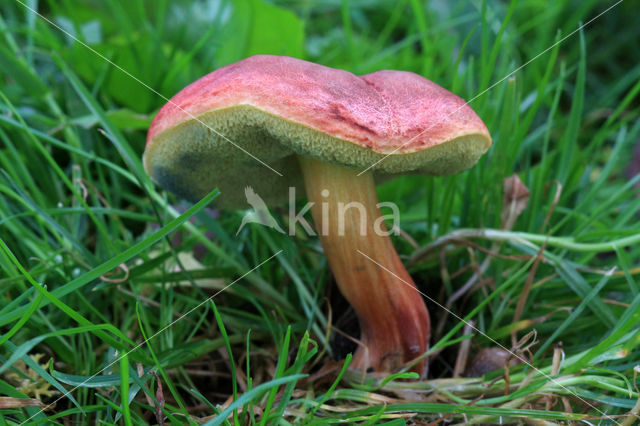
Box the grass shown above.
[1,0,639,423]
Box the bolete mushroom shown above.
[144,55,491,377]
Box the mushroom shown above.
[144,55,491,376]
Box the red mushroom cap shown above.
[144,55,491,205]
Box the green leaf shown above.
[215,0,304,66]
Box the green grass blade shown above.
[0,189,219,327]
[119,354,133,426]
[202,374,307,426]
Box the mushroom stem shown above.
[299,155,430,376]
